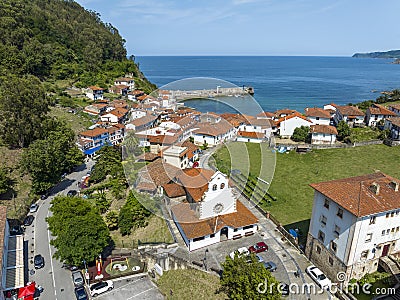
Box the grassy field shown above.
[349,127,381,142]
[110,215,174,248]
[49,106,92,134]
[213,143,400,236]
[157,269,226,300]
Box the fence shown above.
[276,139,384,150]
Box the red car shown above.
[248,242,268,253]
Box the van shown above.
[72,271,84,287]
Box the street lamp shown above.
[204,249,209,271]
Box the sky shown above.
[76,0,400,56]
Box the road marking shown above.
[126,287,155,300]
[47,209,58,300]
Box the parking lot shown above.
[95,275,163,300]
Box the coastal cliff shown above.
[352,49,400,59]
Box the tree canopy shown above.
[119,191,151,236]
[220,254,281,300]
[291,126,310,143]
[47,196,110,266]
[90,146,125,183]
[337,121,351,141]
[21,119,83,193]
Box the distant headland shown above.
[352,49,400,64]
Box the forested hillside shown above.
[0,0,154,89]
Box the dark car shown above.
[67,190,78,197]
[34,254,44,269]
[248,241,268,253]
[263,261,277,272]
[40,191,50,200]
[23,215,34,226]
[75,286,89,300]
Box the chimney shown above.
[370,182,380,195]
[389,181,399,192]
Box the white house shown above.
[0,205,25,297]
[171,169,258,251]
[192,120,235,147]
[85,86,104,100]
[162,146,189,169]
[365,104,397,127]
[333,105,365,127]
[275,113,313,138]
[114,77,135,90]
[305,173,400,282]
[384,117,400,145]
[310,125,338,145]
[304,107,331,126]
[388,104,400,116]
[236,131,264,143]
[238,118,272,140]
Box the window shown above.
[331,241,337,253]
[369,216,376,225]
[365,233,373,243]
[387,229,390,235]
[210,233,215,238]
[397,227,399,232]
[220,183,225,189]
[391,212,395,217]
[320,215,327,226]
[382,230,386,236]
[324,199,330,209]
[386,213,390,218]
[337,208,343,218]
[316,245,321,254]
[391,228,395,233]
[334,225,341,236]
[361,250,369,259]
[243,225,253,230]
[233,228,239,232]
[193,236,205,242]
[329,257,334,266]
[212,184,217,191]
[318,230,325,243]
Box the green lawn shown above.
[349,127,381,142]
[214,143,400,236]
[157,269,226,300]
[49,107,92,134]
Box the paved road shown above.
[27,161,94,300]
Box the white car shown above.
[229,247,250,259]
[306,265,332,290]
[29,203,39,213]
[90,280,113,297]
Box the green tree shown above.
[105,210,119,230]
[90,146,125,183]
[95,192,110,214]
[118,191,151,236]
[337,120,351,141]
[0,75,49,148]
[47,196,110,266]
[220,254,281,300]
[0,167,11,195]
[291,126,310,142]
[21,120,84,193]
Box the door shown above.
[382,244,390,257]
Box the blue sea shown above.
[136,56,400,113]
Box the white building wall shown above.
[163,154,188,169]
[189,233,221,251]
[311,133,337,144]
[236,137,263,143]
[279,117,312,138]
[193,134,218,146]
[309,191,357,264]
[100,114,119,124]
[308,116,330,126]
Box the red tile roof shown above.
[336,105,365,116]
[194,121,233,137]
[275,112,312,125]
[305,107,331,119]
[171,200,258,239]
[388,117,400,127]
[310,173,400,217]
[237,131,265,139]
[175,168,215,202]
[388,104,400,111]
[310,125,338,135]
[80,127,108,138]
[136,158,180,190]
[88,86,103,91]
[367,104,397,116]
[256,111,275,118]
[163,183,186,198]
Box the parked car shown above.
[75,286,89,300]
[29,203,39,213]
[263,261,277,272]
[89,280,113,297]
[72,271,84,287]
[67,190,78,197]
[229,247,250,260]
[34,254,44,269]
[248,241,268,253]
[23,215,34,226]
[306,265,332,290]
[247,254,264,264]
